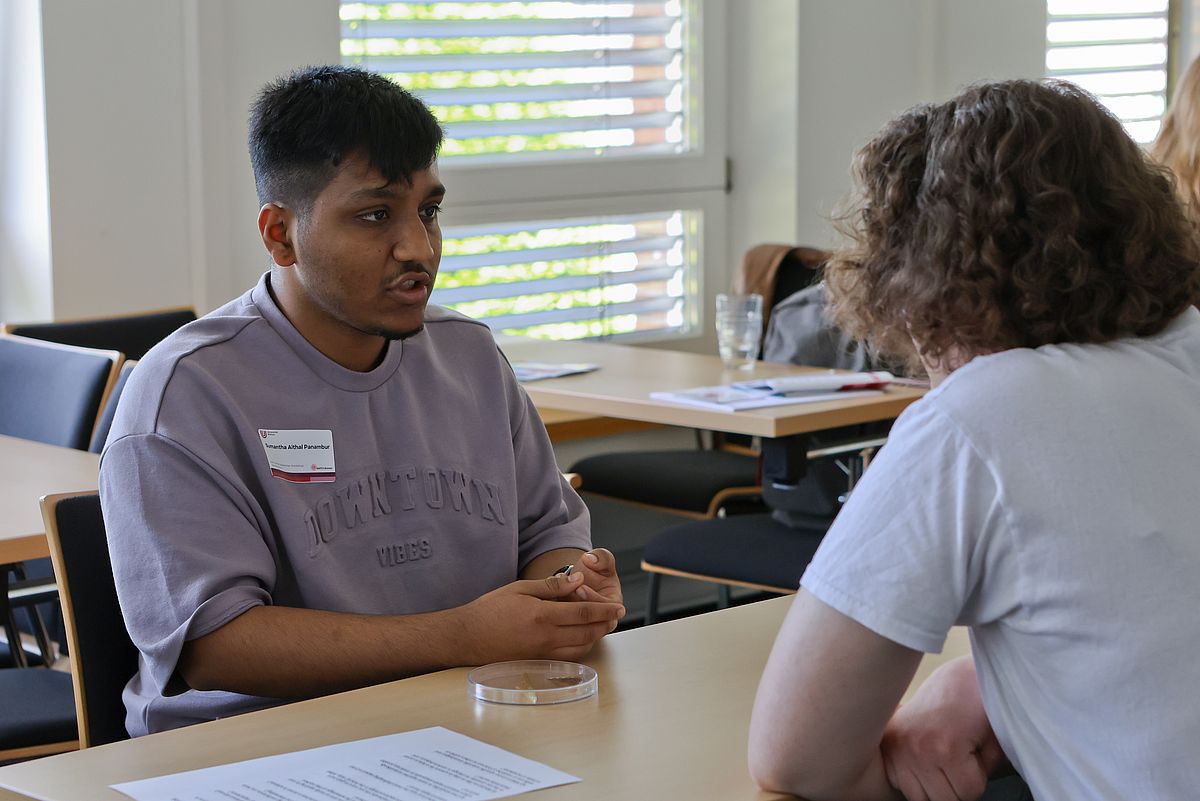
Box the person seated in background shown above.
[1152,53,1200,224]
[100,65,624,737]
[749,79,1200,800]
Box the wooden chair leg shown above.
[645,572,662,626]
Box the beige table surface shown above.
[0,434,100,563]
[502,340,925,438]
[0,597,969,801]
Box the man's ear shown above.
[258,203,297,267]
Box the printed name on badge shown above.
[258,429,336,483]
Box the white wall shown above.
[10,0,1048,325]
[15,0,337,322]
[39,0,194,319]
[790,0,1046,249]
[185,0,339,310]
[725,0,802,278]
[727,0,1045,261]
[0,0,52,322]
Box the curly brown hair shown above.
[826,80,1200,372]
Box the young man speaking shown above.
[100,65,624,736]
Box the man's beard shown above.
[376,324,425,341]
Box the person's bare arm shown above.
[520,547,586,581]
[178,571,622,699]
[748,590,922,800]
[882,656,1009,801]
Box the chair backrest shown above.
[770,247,828,311]
[0,334,122,451]
[732,244,829,339]
[3,306,196,361]
[40,491,138,748]
[89,359,138,453]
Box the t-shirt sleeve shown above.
[100,432,275,694]
[801,400,1017,653]
[508,386,593,571]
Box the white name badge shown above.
[258,429,336,483]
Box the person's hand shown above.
[566,549,623,630]
[881,656,1008,801]
[532,548,625,633]
[456,571,625,663]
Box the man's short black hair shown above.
[248,64,443,210]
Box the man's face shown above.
[288,153,445,340]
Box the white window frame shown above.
[1045,0,1176,145]
[375,0,728,345]
[440,188,725,344]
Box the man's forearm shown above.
[178,568,621,700]
[749,591,921,800]
[520,547,586,581]
[751,726,903,801]
[178,604,470,699]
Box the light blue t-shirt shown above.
[802,308,1200,800]
[100,274,591,736]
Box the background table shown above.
[505,339,924,438]
[536,408,664,443]
[507,339,924,513]
[0,434,100,563]
[0,597,969,801]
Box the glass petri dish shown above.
[467,660,598,705]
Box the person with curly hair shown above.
[749,80,1200,801]
[1152,53,1200,221]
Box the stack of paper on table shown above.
[511,361,600,382]
[650,371,893,412]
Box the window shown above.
[341,1,723,342]
[438,210,694,340]
[1045,0,1172,144]
[341,0,692,165]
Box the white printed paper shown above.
[112,726,580,801]
[650,386,881,412]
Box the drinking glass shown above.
[715,293,763,370]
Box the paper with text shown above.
[650,385,882,411]
[112,726,580,801]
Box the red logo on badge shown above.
[311,464,318,470]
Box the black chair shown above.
[0,335,122,452]
[0,335,121,667]
[642,513,826,623]
[2,563,57,668]
[569,246,827,520]
[639,433,887,624]
[41,491,137,748]
[3,306,195,361]
[0,667,77,761]
[89,359,137,454]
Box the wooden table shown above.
[536,408,664,442]
[505,340,924,439]
[0,435,100,563]
[0,597,969,801]
[507,340,924,511]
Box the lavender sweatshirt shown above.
[100,274,590,735]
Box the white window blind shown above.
[340,0,706,343]
[341,0,692,166]
[1046,0,1171,144]
[433,209,697,339]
